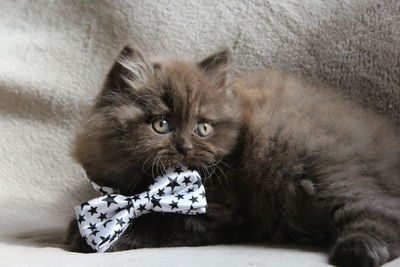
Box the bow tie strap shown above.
[75,164,207,252]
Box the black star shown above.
[138,204,147,212]
[99,235,110,246]
[193,175,202,187]
[132,195,141,201]
[88,223,97,231]
[174,166,183,175]
[187,187,194,193]
[90,229,99,236]
[189,196,198,203]
[144,193,150,200]
[103,219,112,227]
[92,240,97,246]
[78,214,85,224]
[124,197,133,203]
[114,229,123,236]
[157,188,165,196]
[166,177,180,191]
[151,197,162,208]
[88,206,98,215]
[82,235,88,241]
[176,194,184,200]
[102,195,118,207]
[182,176,191,186]
[97,213,107,222]
[80,201,90,209]
[116,218,126,227]
[169,200,179,210]
[200,191,206,198]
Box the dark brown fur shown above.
[68,45,400,267]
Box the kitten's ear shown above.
[198,48,231,88]
[105,45,153,93]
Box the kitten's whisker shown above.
[155,155,162,177]
[201,166,214,187]
[159,155,167,175]
[215,162,228,187]
[151,155,157,179]
[142,154,155,175]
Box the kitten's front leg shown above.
[329,197,400,267]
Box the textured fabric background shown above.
[0,0,399,266]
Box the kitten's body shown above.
[68,47,400,267]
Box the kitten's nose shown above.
[177,144,193,155]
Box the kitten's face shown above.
[114,60,240,172]
[75,46,242,185]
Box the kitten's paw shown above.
[66,220,95,253]
[69,234,95,253]
[329,234,390,267]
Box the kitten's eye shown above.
[195,122,213,137]
[152,118,171,134]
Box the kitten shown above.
[67,45,400,267]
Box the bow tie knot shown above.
[75,164,207,252]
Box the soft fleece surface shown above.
[1,0,399,266]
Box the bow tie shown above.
[75,164,207,252]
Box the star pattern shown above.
[88,206,98,215]
[116,218,125,227]
[169,200,179,210]
[78,214,85,224]
[157,188,165,196]
[151,197,162,208]
[75,163,207,253]
[138,204,147,212]
[182,176,191,185]
[166,177,180,192]
[102,195,118,207]
[98,213,107,221]
[189,196,198,203]
[88,223,97,231]
[174,166,183,175]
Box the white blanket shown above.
[1,0,399,266]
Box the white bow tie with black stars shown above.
[75,163,207,252]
